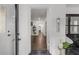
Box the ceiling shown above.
[66,4,79,7]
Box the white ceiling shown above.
[66,4,79,7]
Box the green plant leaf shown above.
[63,42,70,49]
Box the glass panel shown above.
[0,8,6,33]
[66,17,68,25]
[65,26,68,34]
[70,26,79,34]
[71,17,79,25]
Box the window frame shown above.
[66,14,79,35]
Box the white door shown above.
[0,5,15,55]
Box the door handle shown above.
[12,38,21,41]
[8,34,11,36]
[18,38,21,40]
[8,30,11,36]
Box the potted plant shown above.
[63,42,71,49]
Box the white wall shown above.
[66,4,79,14]
[19,4,66,55]
[19,5,31,55]
[47,5,66,55]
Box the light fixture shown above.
[56,18,60,32]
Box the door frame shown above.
[15,4,19,55]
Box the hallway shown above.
[0,4,79,55]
